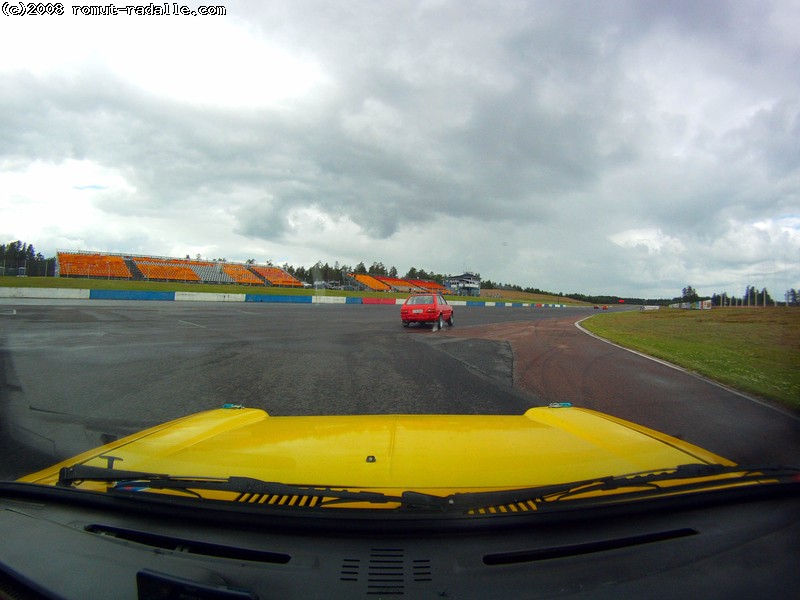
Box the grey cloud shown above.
[2,0,798,297]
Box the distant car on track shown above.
[400,293,454,329]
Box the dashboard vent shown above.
[340,548,434,596]
[85,524,291,564]
[0,567,51,600]
[483,528,698,565]
[366,548,404,595]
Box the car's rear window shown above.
[407,295,434,305]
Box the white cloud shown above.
[0,12,325,108]
[0,160,135,246]
[1,1,799,298]
[609,228,685,254]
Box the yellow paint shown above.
[20,406,734,499]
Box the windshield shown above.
[0,0,798,492]
[1,4,799,598]
[1,0,798,490]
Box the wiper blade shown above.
[56,465,447,509]
[443,464,800,512]
[55,463,799,514]
[57,465,172,486]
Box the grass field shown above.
[479,288,589,305]
[582,308,800,411]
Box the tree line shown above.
[682,284,796,307]
[0,240,54,276]
[4,239,798,305]
[277,260,446,285]
[0,240,44,262]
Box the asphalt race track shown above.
[1,299,798,479]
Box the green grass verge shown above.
[0,276,578,305]
[581,308,800,411]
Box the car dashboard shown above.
[0,481,797,600]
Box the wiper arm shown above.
[443,464,800,512]
[56,463,798,514]
[58,465,172,486]
[56,464,447,509]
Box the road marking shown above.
[178,319,206,328]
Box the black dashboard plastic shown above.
[0,485,798,599]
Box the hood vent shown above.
[235,492,323,507]
[468,500,539,515]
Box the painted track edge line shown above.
[574,316,800,422]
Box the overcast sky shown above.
[1,1,798,298]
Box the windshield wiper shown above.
[55,463,799,514]
[56,465,446,509]
[441,463,800,512]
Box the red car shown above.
[400,293,454,328]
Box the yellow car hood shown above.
[21,406,732,493]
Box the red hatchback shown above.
[400,293,454,328]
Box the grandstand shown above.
[55,251,456,293]
[374,276,420,293]
[348,273,449,294]
[251,266,306,287]
[56,251,304,287]
[351,273,392,291]
[57,253,133,279]
[407,279,448,293]
[133,258,203,283]
[223,264,264,285]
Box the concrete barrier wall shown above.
[244,294,313,303]
[312,296,347,304]
[361,297,402,305]
[1,287,570,308]
[176,291,246,302]
[89,290,176,301]
[0,287,90,299]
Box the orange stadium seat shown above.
[57,253,132,278]
[223,264,264,285]
[251,266,304,287]
[352,273,392,291]
[412,280,448,293]
[375,276,426,293]
[133,258,201,282]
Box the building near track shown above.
[444,273,481,297]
